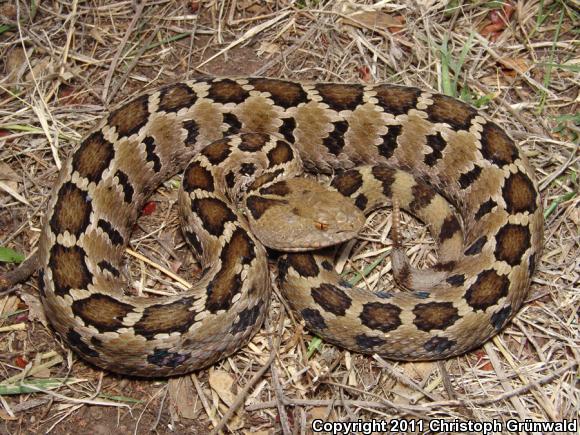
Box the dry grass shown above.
[0,0,578,434]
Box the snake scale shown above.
[36,78,543,376]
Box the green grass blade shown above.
[0,378,84,396]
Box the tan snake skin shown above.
[37,78,543,376]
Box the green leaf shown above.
[0,247,25,263]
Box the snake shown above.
[35,77,543,377]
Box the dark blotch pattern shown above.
[528,253,536,276]
[376,290,394,299]
[238,133,269,152]
[322,121,349,155]
[395,261,411,288]
[360,302,402,333]
[184,230,203,255]
[50,182,92,237]
[413,291,430,299]
[475,198,497,219]
[424,132,447,167]
[225,171,236,189]
[355,194,368,210]
[424,336,456,354]
[67,328,99,358]
[338,279,353,289]
[374,85,421,116]
[134,297,197,339]
[446,274,465,286]
[114,170,134,203]
[205,228,255,313]
[267,140,294,166]
[201,139,232,165]
[72,131,115,184]
[277,257,290,283]
[315,83,364,111]
[439,215,461,243]
[182,119,199,145]
[502,171,537,214]
[301,308,327,330]
[426,94,477,130]
[207,79,249,104]
[48,245,92,297]
[494,224,531,266]
[433,261,456,272]
[279,117,297,143]
[230,304,262,334]
[413,302,459,332]
[38,269,46,298]
[240,162,256,176]
[355,334,387,349]
[72,294,133,333]
[330,169,363,197]
[97,219,124,245]
[108,94,149,137]
[465,269,510,311]
[249,170,283,192]
[183,161,214,192]
[246,196,287,220]
[409,182,436,210]
[311,283,352,316]
[147,348,190,368]
[191,197,236,236]
[223,113,242,134]
[378,124,402,159]
[458,165,482,189]
[490,305,512,330]
[249,78,309,109]
[143,136,162,173]
[158,83,197,112]
[321,260,333,271]
[480,121,518,166]
[285,253,319,278]
[465,236,487,256]
[371,165,396,196]
[259,181,290,196]
[97,260,120,277]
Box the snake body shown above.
[38,78,543,376]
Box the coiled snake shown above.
[35,78,543,376]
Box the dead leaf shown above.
[208,369,246,430]
[19,293,48,327]
[0,3,17,20]
[342,10,404,32]
[89,27,106,45]
[402,361,435,380]
[499,57,531,75]
[31,366,51,379]
[0,409,17,421]
[257,41,280,57]
[26,57,53,82]
[0,162,20,181]
[0,162,20,193]
[0,295,19,318]
[208,369,236,406]
[308,406,329,423]
[480,1,515,41]
[5,47,28,82]
[168,376,200,420]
